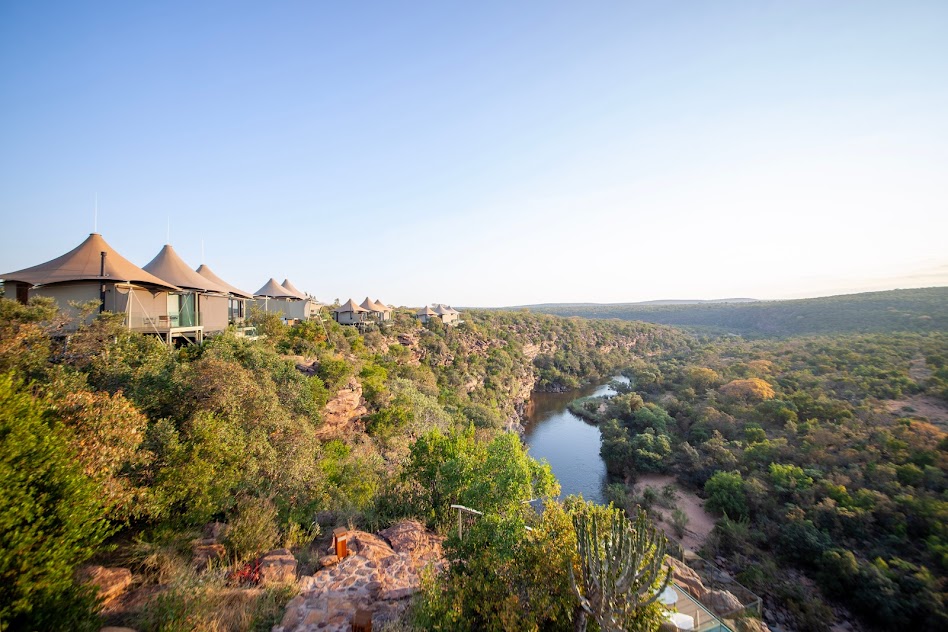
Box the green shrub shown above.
[0,373,110,629]
[224,497,280,562]
[704,470,749,519]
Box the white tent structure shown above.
[333,298,370,326]
[142,244,231,338]
[1,233,181,337]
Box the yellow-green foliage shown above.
[719,378,776,401]
[0,374,109,630]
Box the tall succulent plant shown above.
[569,505,672,632]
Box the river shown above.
[522,377,627,504]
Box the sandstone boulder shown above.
[709,589,743,616]
[192,543,226,571]
[260,548,297,585]
[318,379,368,438]
[667,557,710,601]
[275,520,446,632]
[347,532,396,563]
[320,554,340,568]
[730,617,773,632]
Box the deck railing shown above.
[128,313,201,331]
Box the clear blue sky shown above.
[2,1,946,306]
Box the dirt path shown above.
[884,395,948,429]
[632,474,716,553]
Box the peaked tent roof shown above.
[432,304,460,315]
[360,297,386,312]
[254,278,300,299]
[281,279,308,300]
[1,233,179,291]
[417,305,437,316]
[335,298,368,313]
[373,298,393,312]
[196,264,253,299]
[143,245,228,294]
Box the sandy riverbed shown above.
[632,474,716,554]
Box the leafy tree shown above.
[769,462,814,494]
[0,297,58,380]
[415,504,576,631]
[719,378,776,402]
[684,366,721,391]
[704,470,749,519]
[359,362,389,407]
[406,428,558,529]
[147,412,250,524]
[0,374,109,629]
[43,369,151,520]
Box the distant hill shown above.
[516,287,948,337]
[523,297,758,307]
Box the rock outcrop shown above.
[275,520,444,632]
[192,522,229,571]
[666,557,773,632]
[260,548,298,585]
[317,378,367,439]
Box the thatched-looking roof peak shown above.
[144,244,229,294]
[195,264,253,299]
[254,278,300,299]
[1,233,179,291]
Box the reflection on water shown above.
[522,377,628,504]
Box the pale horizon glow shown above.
[1,2,946,307]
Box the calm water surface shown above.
[522,377,627,504]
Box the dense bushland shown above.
[578,331,948,630]
[0,297,679,630]
[522,286,948,336]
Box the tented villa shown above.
[332,298,370,326]
[360,297,393,323]
[416,303,461,326]
[195,263,254,327]
[281,278,323,320]
[252,277,321,322]
[1,232,182,336]
[142,244,230,343]
[1,233,264,345]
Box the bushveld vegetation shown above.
[0,297,682,631]
[523,286,948,337]
[2,289,945,631]
[575,330,948,630]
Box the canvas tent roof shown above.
[143,245,228,294]
[281,279,308,300]
[254,278,300,299]
[335,298,368,313]
[1,233,179,291]
[417,305,437,316]
[432,304,459,315]
[360,297,387,312]
[373,298,393,312]
[195,264,254,299]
